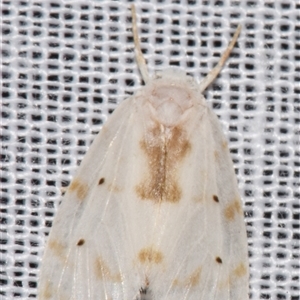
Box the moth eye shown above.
[98,178,105,185]
[216,256,223,264]
[77,239,85,246]
[213,195,219,202]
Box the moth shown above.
[38,5,249,300]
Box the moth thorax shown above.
[148,84,194,126]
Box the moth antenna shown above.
[199,24,241,93]
[131,4,150,84]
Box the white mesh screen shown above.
[1,0,299,299]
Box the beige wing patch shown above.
[40,282,52,299]
[173,266,202,288]
[224,198,243,221]
[136,123,191,203]
[68,178,89,200]
[138,247,164,265]
[218,261,248,290]
[48,239,67,262]
[232,262,248,278]
[95,256,122,282]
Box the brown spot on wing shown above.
[233,262,248,278]
[214,150,220,161]
[215,140,228,161]
[108,183,122,193]
[188,267,202,287]
[69,178,88,200]
[224,198,243,221]
[193,196,203,202]
[218,261,249,290]
[138,247,163,265]
[95,256,121,282]
[222,140,228,149]
[173,266,202,288]
[41,282,52,299]
[48,239,66,261]
[136,124,191,203]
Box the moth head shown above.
[145,70,204,126]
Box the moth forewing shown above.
[38,5,249,300]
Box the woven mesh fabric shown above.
[1,0,299,299]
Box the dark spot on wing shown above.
[77,239,85,246]
[138,278,151,300]
[213,195,219,202]
[98,177,105,185]
[216,256,223,264]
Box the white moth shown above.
[38,5,249,300]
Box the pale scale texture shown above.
[1,0,299,299]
